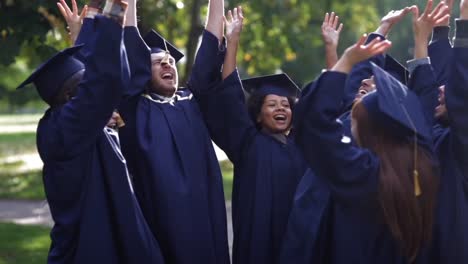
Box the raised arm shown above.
[222,7,243,79]
[446,0,468,163]
[342,7,411,112]
[408,0,449,127]
[296,36,391,203]
[195,7,254,163]
[121,0,151,97]
[428,0,453,86]
[205,0,224,42]
[321,12,343,69]
[56,1,129,158]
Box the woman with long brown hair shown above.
[294,32,439,263]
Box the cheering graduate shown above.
[294,27,441,263]
[17,0,165,263]
[427,0,468,262]
[191,7,326,264]
[279,3,446,262]
[117,0,230,263]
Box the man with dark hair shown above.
[17,0,164,263]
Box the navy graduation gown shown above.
[428,38,468,263]
[294,71,433,264]
[428,26,452,86]
[118,30,230,264]
[37,16,164,264]
[193,66,312,264]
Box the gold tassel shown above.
[414,169,422,197]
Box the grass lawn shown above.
[0,223,50,264]
[0,169,44,200]
[220,160,234,200]
[0,133,37,158]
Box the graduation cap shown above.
[17,45,85,105]
[361,62,429,197]
[143,29,184,63]
[242,73,300,98]
[384,55,410,85]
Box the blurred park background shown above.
[0,0,456,262]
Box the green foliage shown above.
[0,0,449,110]
[0,223,50,264]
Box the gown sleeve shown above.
[446,19,468,166]
[428,26,452,86]
[196,70,257,164]
[53,16,128,158]
[296,71,380,205]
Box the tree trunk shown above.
[182,0,204,85]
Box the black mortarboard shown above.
[362,62,429,196]
[242,73,300,98]
[143,29,184,62]
[17,45,85,105]
[384,55,410,85]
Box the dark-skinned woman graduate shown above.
[16,0,165,263]
[116,0,230,263]
[291,20,442,263]
[189,7,327,264]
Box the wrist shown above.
[102,0,126,26]
[376,22,392,36]
[325,44,338,50]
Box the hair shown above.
[51,69,85,107]
[247,92,296,130]
[351,101,438,262]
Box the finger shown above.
[356,34,368,47]
[423,0,433,16]
[323,12,329,25]
[233,7,238,20]
[227,10,233,23]
[431,1,447,18]
[72,0,78,14]
[330,12,336,26]
[333,15,339,29]
[370,40,392,52]
[61,0,72,15]
[80,5,88,20]
[411,5,419,21]
[57,2,68,19]
[365,36,382,48]
[238,6,244,20]
[337,23,344,33]
[223,15,228,26]
[435,14,451,25]
[368,41,391,57]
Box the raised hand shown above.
[57,0,88,43]
[461,0,468,19]
[332,34,392,73]
[102,0,129,26]
[321,12,343,48]
[435,0,453,26]
[376,7,412,36]
[412,0,450,41]
[224,6,244,44]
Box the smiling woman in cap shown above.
[189,7,327,264]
